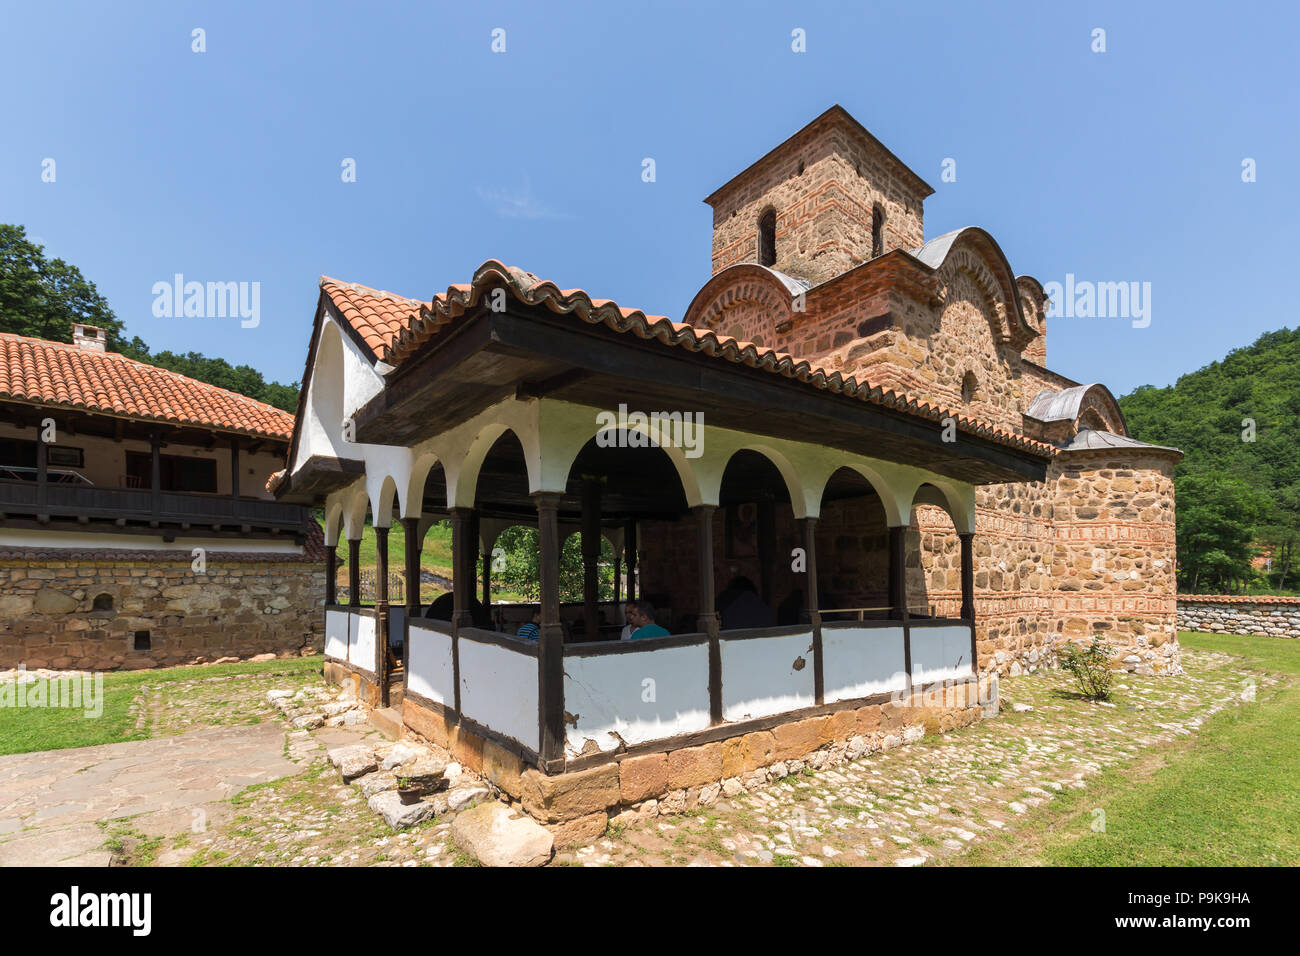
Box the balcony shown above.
[0,477,310,538]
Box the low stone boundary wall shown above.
[1177,595,1300,639]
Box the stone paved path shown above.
[0,723,304,866]
[553,646,1274,866]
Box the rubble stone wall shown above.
[0,555,324,670]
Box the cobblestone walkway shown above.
[555,646,1271,866]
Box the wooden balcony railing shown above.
[0,478,308,534]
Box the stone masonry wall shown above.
[0,555,324,670]
[1177,596,1300,638]
[1048,450,1181,675]
[709,121,927,286]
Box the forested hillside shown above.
[1119,328,1300,592]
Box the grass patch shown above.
[0,655,324,756]
[953,632,1300,866]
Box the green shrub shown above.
[1059,636,1115,700]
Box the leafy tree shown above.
[495,525,615,602]
[0,223,300,411]
[1173,472,1269,592]
[1120,327,1300,593]
[0,224,123,343]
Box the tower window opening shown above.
[758,210,777,267]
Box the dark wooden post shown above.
[960,531,977,674]
[623,519,638,603]
[613,553,622,607]
[230,437,240,501]
[324,545,337,606]
[448,507,476,717]
[401,516,421,671]
[481,545,492,614]
[694,505,722,724]
[758,498,775,608]
[347,537,361,608]
[534,492,566,771]
[889,524,912,697]
[375,525,391,703]
[150,430,161,525]
[35,430,48,521]
[581,479,601,642]
[889,525,908,621]
[402,517,421,615]
[801,516,824,705]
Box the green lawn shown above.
[956,631,1300,866]
[0,656,323,757]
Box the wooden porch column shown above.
[230,437,240,502]
[448,507,476,717]
[481,545,492,615]
[324,546,337,606]
[150,430,161,525]
[800,517,824,705]
[347,537,361,608]
[402,517,422,616]
[375,525,391,705]
[581,479,601,642]
[758,498,775,608]
[694,505,722,725]
[623,519,638,603]
[534,492,566,771]
[401,516,421,671]
[960,531,977,673]
[35,432,48,521]
[888,525,909,622]
[889,524,912,697]
[613,553,622,607]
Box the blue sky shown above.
[3,0,1297,397]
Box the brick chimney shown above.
[72,324,107,351]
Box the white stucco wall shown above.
[909,624,974,684]
[457,632,538,750]
[719,630,817,722]
[821,625,909,702]
[562,643,712,755]
[407,619,455,707]
[348,613,376,672]
[324,608,349,660]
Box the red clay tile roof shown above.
[0,332,294,441]
[371,260,1057,459]
[319,276,429,357]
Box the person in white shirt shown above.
[619,602,636,640]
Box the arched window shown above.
[92,593,114,612]
[961,371,979,405]
[871,204,886,258]
[758,210,777,267]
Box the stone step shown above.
[370,706,403,741]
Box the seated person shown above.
[423,592,491,627]
[619,601,637,640]
[516,607,541,641]
[627,599,669,640]
[718,576,775,630]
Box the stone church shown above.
[674,105,1182,677]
